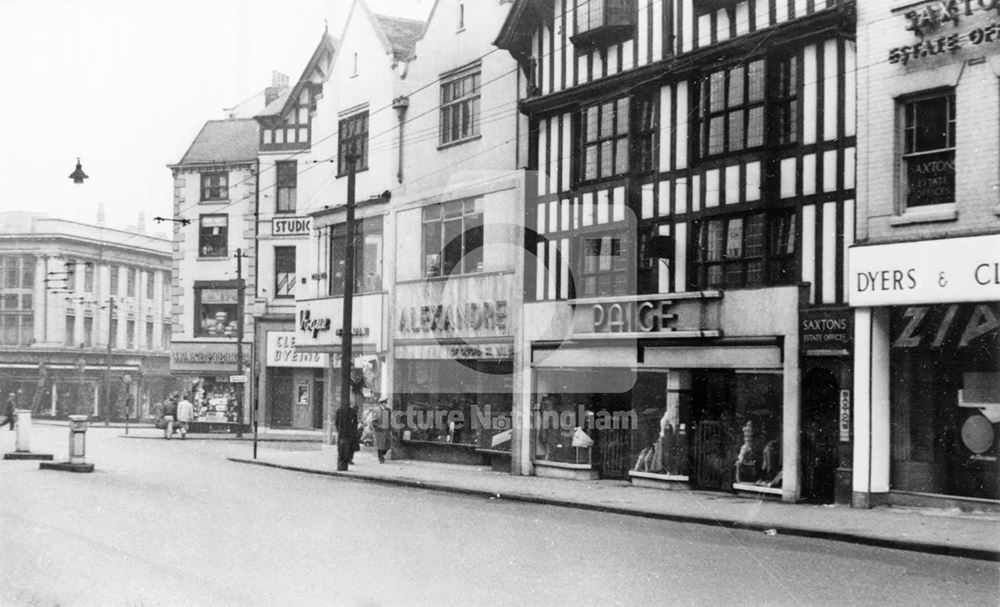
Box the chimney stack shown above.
[96,202,106,226]
[265,71,290,106]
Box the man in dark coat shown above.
[5,392,16,430]
[335,402,358,471]
[373,395,391,463]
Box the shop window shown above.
[422,198,484,277]
[901,92,955,208]
[698,60,765,157]
[194,285,238,337]
[577,233,628,297]
[441,65,481,145]
[276,161,297,213]
[692,211,795,289]
[572,0,636,47]
[329,217,383,295]
[579,97,629,183]
[274,246,296,298]
[338,111,369,176]
[199,214,228,258]
[200,172,228,201]
[890,303,999,500]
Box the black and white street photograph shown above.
[0,0,998,605]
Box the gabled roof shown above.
[371,12,424,60]
[340,0,426,63]
[495,0,551,55]
[175,119,259,166]
[255,30,337,121]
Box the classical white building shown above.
[0,212,172,420]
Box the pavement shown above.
[230,443,1000,562]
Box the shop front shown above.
[263,331,328,430]
[799,307,854,504]
[169,341,252,433]
[294,295,385,444]
[850,235,1000,510]
[524,287,804,502]
[393,274,515,470]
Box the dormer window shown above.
[571,0,635,47]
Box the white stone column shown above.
[852,306,892,507]
[781,334,801,503]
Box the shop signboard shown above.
[848,234,1000,307]
[295,295,383,349]
[800,308,852,352]
[839,390,851,442]
[394,274,514,340]
[170,342,252,372]
[271,216,311,236]
[568,293,721,338]
[266,331,329,368]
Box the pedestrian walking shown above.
[4,392,15,430]
[334,402,358,471]
[175,393,194,439]
[162,394,178,439]
[373,395,391,463]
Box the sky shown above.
[0,0,432,235]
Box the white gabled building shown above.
[252,32,336,432]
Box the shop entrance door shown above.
[596,427,631,479]
[694,421,728,489]
[269,370,293,428]
[312,379,324,430]
[801,367,839,503]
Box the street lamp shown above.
[69,158,89,184]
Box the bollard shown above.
[39,414,93,472]
[3,409,53,461]
[68,415,88,464]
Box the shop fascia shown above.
[569,293,722,338]
[890,0,1000,65]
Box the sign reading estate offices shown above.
[848,235,1000,306]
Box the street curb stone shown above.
[228,457,1000,563]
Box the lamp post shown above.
[103,296,115,426]
[234,248,247,438]
[337,153,358,471]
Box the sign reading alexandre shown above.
[397,300,509,335]
[271,216,311,236]
[848,235,1000,306]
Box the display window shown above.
[890,303,999,500]
[395,359,513,451]
[189,377,238,424]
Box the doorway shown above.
[312,374,324,430]
[801,367,839,503]
[269,369,293,428]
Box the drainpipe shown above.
[392,96,409,183]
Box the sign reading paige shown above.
[272,216,311,236]
[586,300,677,333]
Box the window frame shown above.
[276,160,297,213]
[0,256,35,346]
[274,246,296,299]
[198,214,229,259]
[328,217,384,296]
[421,198,485,278]
[899,90,956,210]
[127,268,137,298]
[440,65,482,147]
[200,172,229,202]
[691,210,797,290]
[577,96,630,184]
[337,111,369,177]
[575,230,630,298]
[193,283,240,338]
[698,59,766,158]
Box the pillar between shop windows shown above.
[782,334,801,503]
[852,307,892,508]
